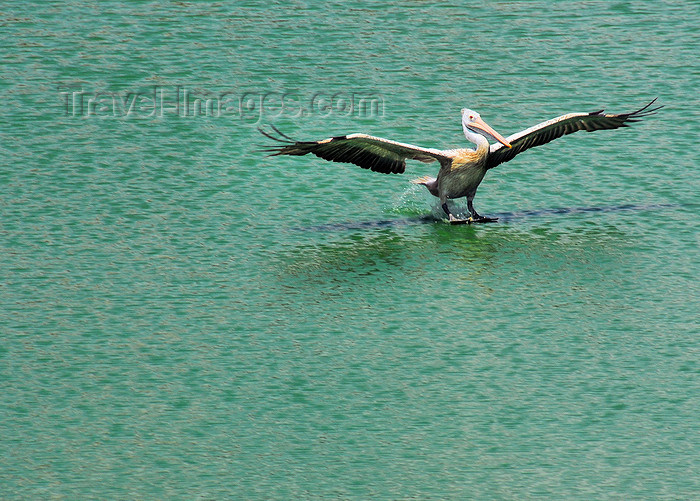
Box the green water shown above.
[2,1,699,499]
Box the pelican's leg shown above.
[442,201,470,225]
[467,197,498,223]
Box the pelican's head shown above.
[461,108,512,148]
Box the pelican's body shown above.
[440,148,488,199]
[260,100,660,223]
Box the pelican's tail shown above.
[411,175,434,185]
[411,176,439,197]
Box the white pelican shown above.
[260,99,660,224]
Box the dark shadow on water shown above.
[295,203,682,233]
[494,202,681,223]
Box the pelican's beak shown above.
[470,116,512,148]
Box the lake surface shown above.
[2,1,699,499]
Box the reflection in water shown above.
[269,201,659,350]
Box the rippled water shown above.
[2,1,699,499]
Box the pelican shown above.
[260,99,660,224]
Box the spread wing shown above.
[486,99,662,169]
[259,125,452,174]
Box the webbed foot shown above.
[448,214,471,225]
[468,215,499,223]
